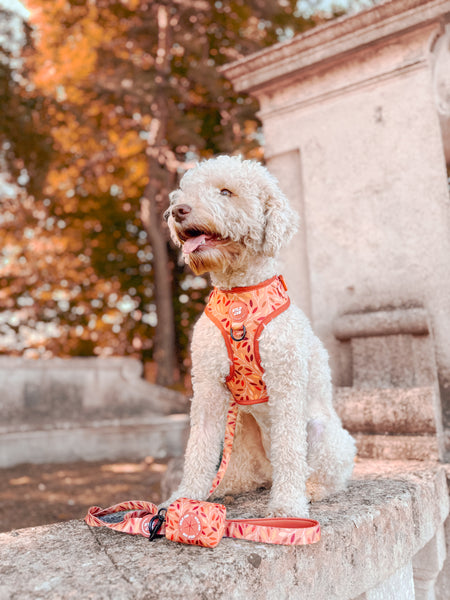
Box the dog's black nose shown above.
[173,204,192,222]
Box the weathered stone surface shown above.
[433,17,450,164]
[335,387,439,434]
[0,357,187,424]
[0,414,189,467]
[353,433,441,461]
[351,334,438,389]
[333,308,439,397]
[333,308,430,340]
[355,562,415,600]
[0,461,447,600]
[434,464,450,600]
[331,304,445,460]
[413,523,446,599]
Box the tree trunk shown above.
[140,3,178,387]
[141,183,176,387]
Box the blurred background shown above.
[0,0,381,531]
[0,0,378,387]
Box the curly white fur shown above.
[164,155,355,517]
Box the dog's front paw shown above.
[267,498,310,519]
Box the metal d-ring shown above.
[230,324,246,342]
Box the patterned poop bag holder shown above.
[85,400,321,548]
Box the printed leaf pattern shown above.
[225,518,321,545]
[85,499,320,546]
[85,500,159,537]
[205,276,290,405]
[165,498,227,548]
[208,399,238,496]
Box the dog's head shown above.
[165,155,299,276]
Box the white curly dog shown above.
[165,155,355,517]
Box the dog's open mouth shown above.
[179,228,225,255]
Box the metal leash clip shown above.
[148,507,167,541]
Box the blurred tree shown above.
[0,2,58,357]
[2,0,342,385]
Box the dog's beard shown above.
[186,243,242,275]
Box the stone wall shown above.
[0,357,189,467]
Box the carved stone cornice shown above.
[221,0,450,94]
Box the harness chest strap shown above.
[205,275,290,406]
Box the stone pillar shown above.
[222,0,450,434]
[413,524,447,600]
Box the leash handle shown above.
[85,500,160,538]
[225,516,320,545]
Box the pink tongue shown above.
[183,234,207,254]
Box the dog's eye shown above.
[220,188,233,197]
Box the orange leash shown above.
[85,399,320,547]
[85,499,320,547]
[207,399,239,497]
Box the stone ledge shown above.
[221,0,449,93]
[0,357,190,468]
[0,460,448,600]
[0,357,188,424]
[335,386,437,434]
[333,308,430,340]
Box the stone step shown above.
[333,308,439,389]
[353,433,441,461]
[0,414,189,468]
[335,386,445,461]
[334,386,439,435]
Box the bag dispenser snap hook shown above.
[148,508,167,541]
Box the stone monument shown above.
[222,0,450,459]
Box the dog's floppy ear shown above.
[262,176,300,257]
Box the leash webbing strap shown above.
[208,399,239,497]
[224,516,320,545]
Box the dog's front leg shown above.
[164,315,231,505]
[167,380,230,504]
[260,325,311,518]
[266,380,310,518]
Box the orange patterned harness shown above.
[205,275,290,405]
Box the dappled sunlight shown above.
[1,458,170,532]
